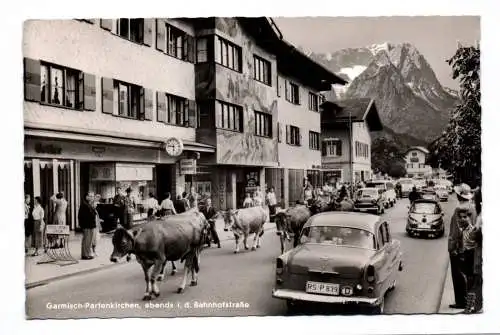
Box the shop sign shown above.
[90,164,115,181]
[180,159,196,175]
[45,224,70,235]
[115,164,153,181]
[35,143,62,155]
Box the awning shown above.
[24,123,216,153]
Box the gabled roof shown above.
[320,98,384,131]
[237,17,347,91]
[406,146,430,155]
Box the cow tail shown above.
[193,252,200,273]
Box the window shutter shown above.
[321,141,327,156]
[83,73,96,111]
[277,122,282,143]
[100,19,113,31]
[187,35,195,63]
[144,88,153,120]
[286,125,290,144]
[143,19,153,46]
[138,87,145,120]
[77,72,84,109]
[337,141,342,156]
[156,20,166,52]
[188,100,197,127]
[157,92,166,122]
[101,77,114,114]
[24,58,40,102]
[298,128,302,146]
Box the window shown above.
[308,92,319,111]
[118,18,144,43]
[254,111,272,137]
[196,37,208,63]
[165,94,189,127]
[285,80,300,104]
[40,63,84,109]
[355,141,369,158]
[216,101,243,132]
[215,36,241,71]
[253,55,271,85]
[286,125,301,146]
[309,131,320,150]
[322,139,342,157]
[165,24,185,59]
[115,81,142,119]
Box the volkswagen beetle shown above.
[272,212,403,314]
[406,199,444,238]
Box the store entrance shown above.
[156,164,173,203]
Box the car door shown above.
[371,223,390,294]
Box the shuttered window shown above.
[286,125,301,146]
[25,59,96,111]
[285,80,300,104]
[254,111,272,138]
[309,131,320,150]
[322,139,342,157]
[215,36,241,72]
[117,18,144,44]
[215,100,243,132]
[156,20,195,63]
[308,92,319,111]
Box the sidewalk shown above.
[438,260,462,314]
[25,218,276,289]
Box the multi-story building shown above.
[23,17,346,228]
[320,97,383,184]
[23,18,214,230]
[405,146,432,178]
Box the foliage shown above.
[371,138,407,178]
[427,44,481,187]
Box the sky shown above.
[272,16,480,90]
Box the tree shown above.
[427,44,481,187]
[371,138,407,178]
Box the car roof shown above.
[304,212,381,234]
[358,187,378,192]
[413,199,439,204]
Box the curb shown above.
[436,257,451,313]
[26,225,276,290]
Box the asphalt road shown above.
[26,195,457,318]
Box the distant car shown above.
[406,199,444,238]
[412,178,427,191]
[398,178,414,198]
[434,185,449,202]
[365,180,397,208]
[272,212,403,314]
[353,188,385,215]
[420,188,439,202]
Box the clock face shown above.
[165,138,183,157]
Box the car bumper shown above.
[354,205,378,212]
[406,226,443,233]
[272,288,380,306]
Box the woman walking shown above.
[79,192,97,260]
[52,192,68,225]
[31,196,45,256]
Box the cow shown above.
[274,204,313,254]
[110,209,208,300]
[222,206,268,253]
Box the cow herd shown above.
[109,197,336,301]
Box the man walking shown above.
[448,183,475,309]
[266,187,278,222]
[79,191,97,260]
[201,198,220,248]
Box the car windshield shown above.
[411,203,439,214]
[366,182,385,190]
[300,226,376,249]
[400,179,412,184]
[357,189,378,197]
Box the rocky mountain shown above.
[311,43,459,144]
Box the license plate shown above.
[306,281,339,295]
[419,223,430,229]
[359,208,368,212]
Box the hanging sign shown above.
[180,159,196,175]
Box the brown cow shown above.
[274,205,312,254]
[222,206,268,253]
[110,209,208,300]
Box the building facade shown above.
[23,18,215,230]
[320,98,383,185]
[405,146,432,178]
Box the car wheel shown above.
[286,300,300,315]
[381,206,385,214]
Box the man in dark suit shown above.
[202,198,220,248]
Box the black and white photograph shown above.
[3,0,500,333]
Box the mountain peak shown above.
[368,42,393,55]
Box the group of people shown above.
[448,183,482,314]
[24,192,69,257]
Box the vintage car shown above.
[272,212,403,314]
[353,188,385,215]
[398,178,414,198]
[406,199,444,238]
[434,185,449,202]
[365,180,397,208]
[420,188,439,202]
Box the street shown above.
[26,196,458,318]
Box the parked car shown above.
[398,178,414,198]
[406,199,444,238]
[353,188,385,215]
[365,180,397,208]
[434,185,449,202]
[272,212,403,314]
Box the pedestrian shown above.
[408,186,420,203]
[113,187,126,228]
[242,192,253,208]
[266,187,278,222]
[201,198,221,248]
[79,191,97,260]
[124,187,136,229]
[174,194,188,214]
[253,190,264,207]
[52,192,68,225]
[24,194,34,255]
[144,192,159,218]
[182,191,191,210]
[31,196,45,256]
[160,192,177,216]
[395,181,402,199]
[448,183,475,309]
[188,186,198,210]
